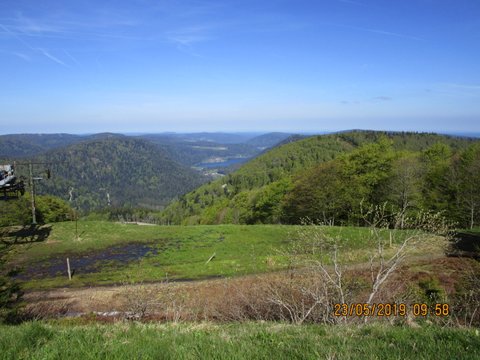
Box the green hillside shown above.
[0,133,84,158]
[160,133,354,224]
[160,131,479,226]
[15,137,206,211]
[245,132,293,148]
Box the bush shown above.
[0,276,22,324]
[0,197,31,226]
[0,193,73,226]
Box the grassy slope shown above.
[3,221,445,289]
[0,321,478,360]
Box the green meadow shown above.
[2,221,445,290]
[0,321,478,360]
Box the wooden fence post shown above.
[67,258,72,280]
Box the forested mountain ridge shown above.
[13,137,207,211]
[0,133,132,159]
[0,133,84,157]
[0,132,290,167]
[159,131,479,226]
[245,132,293,149]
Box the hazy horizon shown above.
[1,128,480,138]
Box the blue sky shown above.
[1,0,479,134]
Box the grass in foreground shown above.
[1,221,447,289]
[0,321,478,360]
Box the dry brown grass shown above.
[21,255,480,326]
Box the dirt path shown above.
[24,252,460,319]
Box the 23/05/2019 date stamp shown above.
[334,303,450,317]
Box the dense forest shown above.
[10,137,207,211]
[160,131,480,228]
[0,132,292,167]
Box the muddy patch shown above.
[448,232,480,259]
[14,241,168,281]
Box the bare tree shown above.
[386,156,423,229]
[361,203,452,307]
[121,280,158,320]
[271,221,351,324]
[276,205,453,325]
[457,153,480,229]
[265,267,336,324]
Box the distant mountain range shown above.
[0,132,294,211]
[439,132,480,138]
[3,130,478,216]
[0,133,85,158]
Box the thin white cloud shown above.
[0,49,31,62]
[164,25,215,57]
[446,83,480,91]
[37,48,68,67]
[1,22,70,67]
[0,12,143,42]
[326,23,424,41]
[364,28,423,41]
[431,83,480,98]
[63,50,81,67]
[14,13,65,35]
[12,51,30,61]
[337,0,366,6]
[0,23,36,50]
[165,26,213,46]
[373,96,392,101]
[1,8,222,59]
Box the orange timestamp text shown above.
[334,303,450,317]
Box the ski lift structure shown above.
[1,162,53,224]
[0,164,25,198]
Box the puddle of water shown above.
[15,242,164,281]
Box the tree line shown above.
[283,139,480,229]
